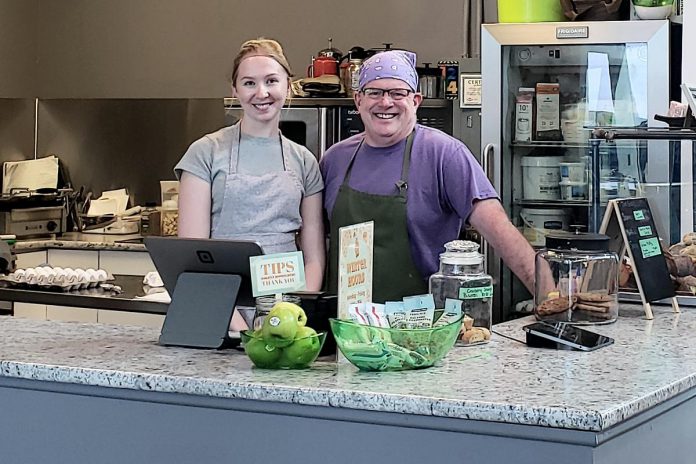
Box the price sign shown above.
[600,198,678,319]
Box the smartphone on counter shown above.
[523,321,614,352]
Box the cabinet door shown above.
[98,310,164,329]
[46,305,98,323]
[14,303,47,320]
[99,250,156,276]
[15,251,48,269]
[48,249,99,269]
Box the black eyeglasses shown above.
[361,88,414,101]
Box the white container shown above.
[160,180,179,206]
[521,156,563,200]
[559,179,588,200]
[520,208,570,247]
[559,162,586,182]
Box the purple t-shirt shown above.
[320,124,499,279]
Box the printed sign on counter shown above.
[249,251,305,296]
[337,221,374,319]
[600,197,678,319]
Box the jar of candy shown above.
[429,240,492,345]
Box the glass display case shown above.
[592,127,696,306]
[481,20,672,321]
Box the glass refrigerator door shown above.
[481,21,670,321]
[502,42,659,239]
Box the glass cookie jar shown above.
[535,232,619,325]
[429,240,492,345]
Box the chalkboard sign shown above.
[600,198,678,319]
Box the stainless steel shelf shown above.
[514,199,591,207]
[510,141,595,149]
[223,97,451,108]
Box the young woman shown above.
[175,38,325,291]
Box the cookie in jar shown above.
[535,232,619,325]
[429,240,493,345]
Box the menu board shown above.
[337,221,374,320]
[601,198,675,316]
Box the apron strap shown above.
[397,131,415,195]
[342,130,416,197]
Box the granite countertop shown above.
[1,304,694,432]
[14,232,147,252]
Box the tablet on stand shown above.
[145,236,263,349]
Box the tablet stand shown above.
[158,272,242,349]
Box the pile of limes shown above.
[243,302,323,369]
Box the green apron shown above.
[328,132,428,303]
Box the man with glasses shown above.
[320,50,535,303]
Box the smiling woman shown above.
[173,38,326,303]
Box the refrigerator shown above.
[480,20,674,322]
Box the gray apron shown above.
[212,123,304,254]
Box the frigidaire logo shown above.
[556,26,589,39]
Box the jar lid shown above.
[545,231,610,251]
[440,240,483,265]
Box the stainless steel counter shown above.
[14,232,147,252]
[224,97,452,108]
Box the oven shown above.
[336,99,454,141]
[0,191,68,237]
[224,98,453,158]
[224,98,334,159]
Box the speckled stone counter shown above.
[14,232,147,252]
[1,305,695,464]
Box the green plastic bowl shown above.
[241,330,326,369]
[329,317,463,371]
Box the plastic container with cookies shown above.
[534,232,619,325]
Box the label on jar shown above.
[459,286,493,300]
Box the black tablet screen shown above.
[523,322,614,351]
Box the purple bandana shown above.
[358,50,419,91]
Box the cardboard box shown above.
[535,83,561,141]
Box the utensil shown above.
[316,37,342,60]
[307,55,339,78]
[417,63,441,98]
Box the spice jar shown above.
[429,240,492,345]
[160,207,178,236]
[535,232,619,325]
[253,295,302,331]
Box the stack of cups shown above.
[559,161,588,200]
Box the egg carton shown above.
[1,266,114,292]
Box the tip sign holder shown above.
[600,198,679,319]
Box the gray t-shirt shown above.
[175,125,323,232]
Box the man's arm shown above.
[468,198,536,293]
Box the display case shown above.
[592,127,696,306]
[481,20,671,321]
